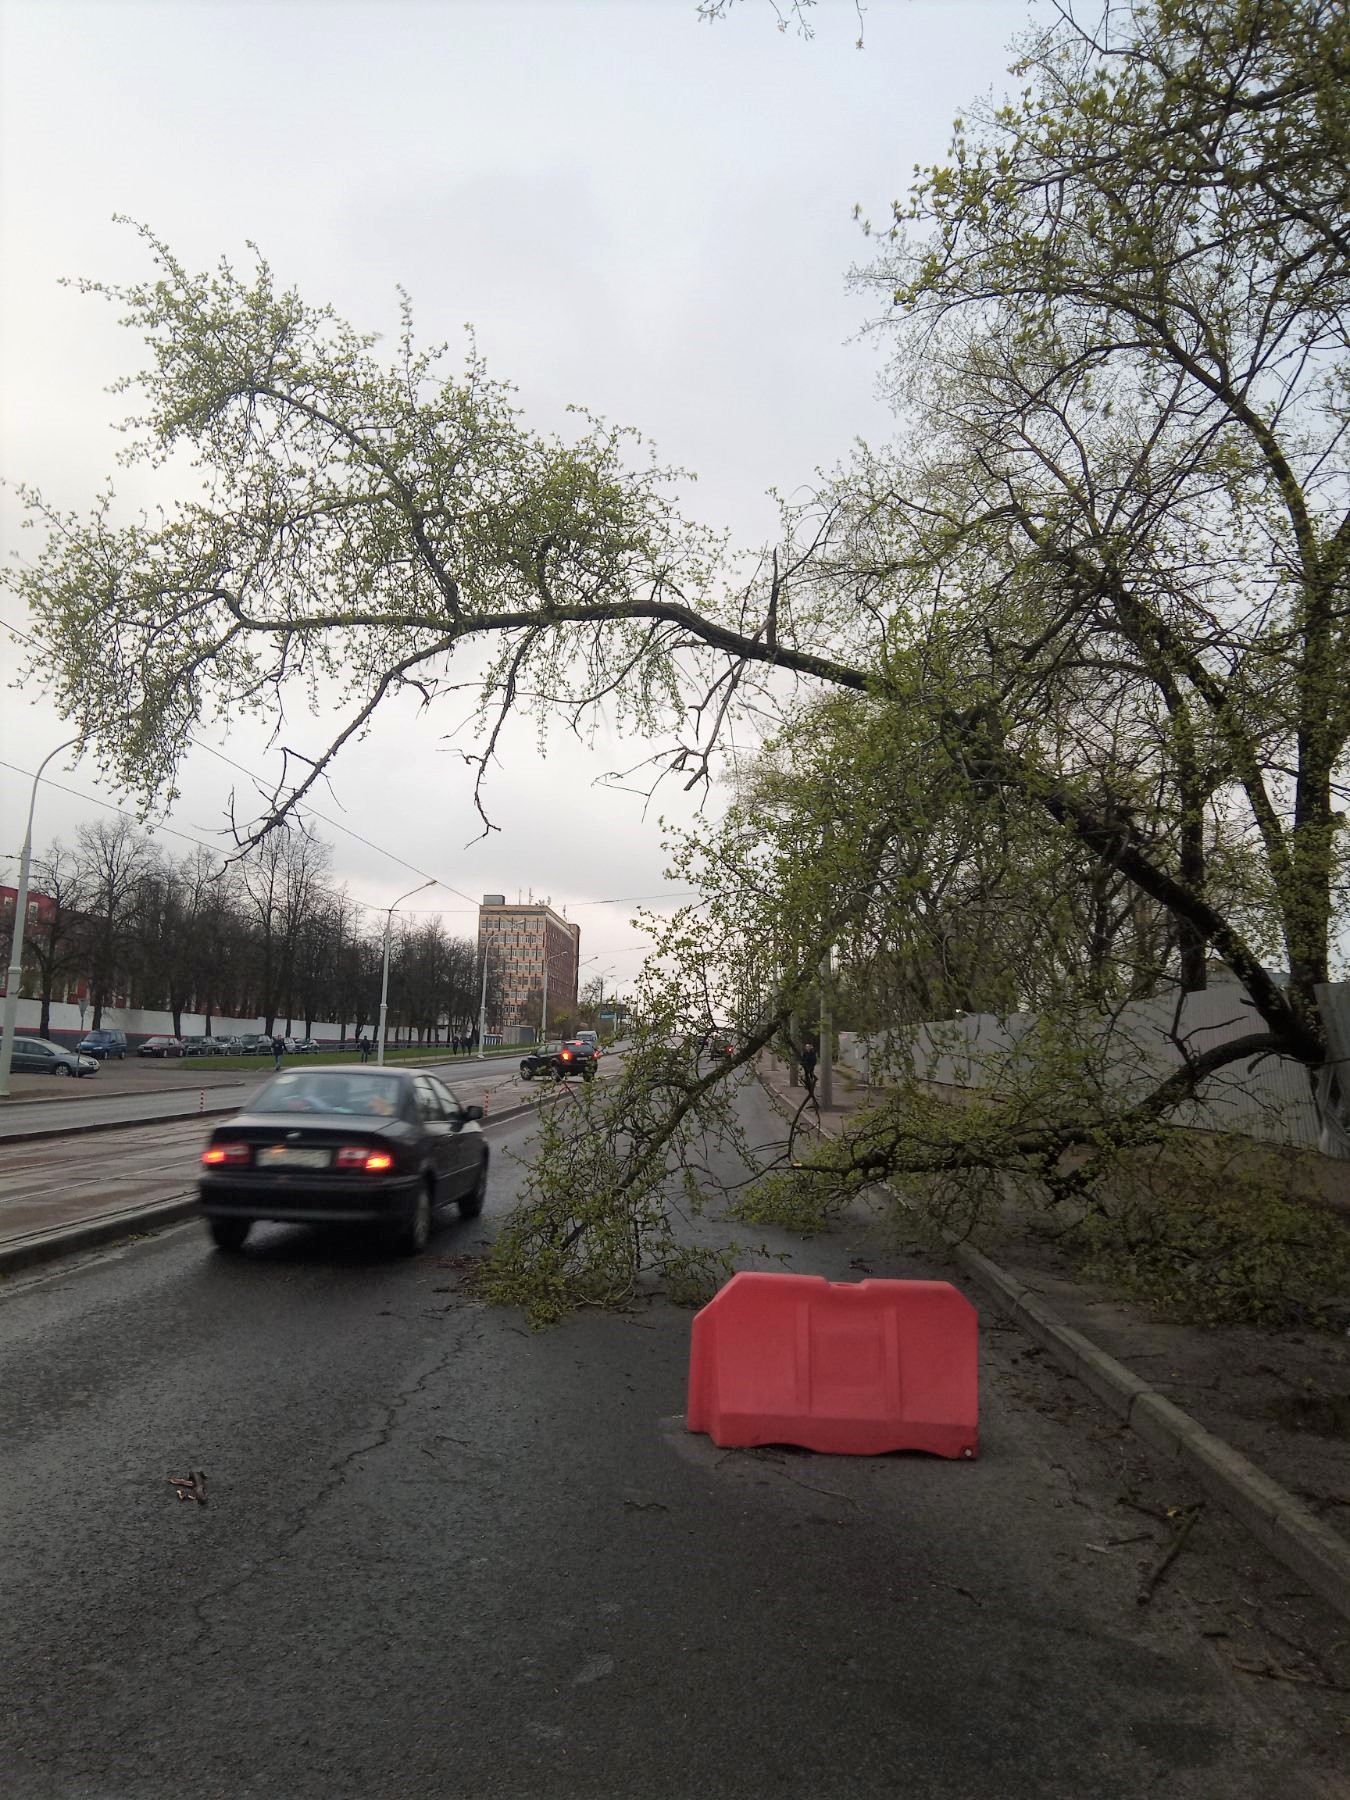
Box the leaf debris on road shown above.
[169,1470,207,1505]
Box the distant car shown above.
[9,1036,99,1077]
[574,1029,600,1053]
[180,1035,228,1057]
[236,1034,274,1055]
[76,1027,127,1060]
[138,1036,186,1058]
[294,1038,322,1055]
[519,1039,599,1081]
[197,1066,488,1255]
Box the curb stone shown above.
[757,1064,1350,1625]
[0,1098,540,1278]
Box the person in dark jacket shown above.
[271,1033,285,1071]
[800,1039,818,1097]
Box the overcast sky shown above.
[0,0,1026,987]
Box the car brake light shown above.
[335,1146,395,1172]
[201,1143,251,1166]
[561,1050,572,1061]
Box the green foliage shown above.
[1048,1133,1350,1328]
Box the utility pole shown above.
[1,737,78,1099]
[818,944,833,1110]
[477,944,490,1053]
[378,880,434,1065]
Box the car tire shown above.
[458,1152,488,1219]
[208,1218,251,1252]
[392,1183,433,1256]
[519,1062,533,1079]
[55,1064,73,1077]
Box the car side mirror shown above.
[462,1103,484,1123]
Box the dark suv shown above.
[77,1027,127,1060]
[519,1039,599,1081]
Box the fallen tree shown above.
[7,0,1350,1315]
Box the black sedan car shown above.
[518,1039,599,1081]
[198,1066,488,1256]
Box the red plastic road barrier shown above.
[687,1271,978,1458]
[482,1089,490,1114]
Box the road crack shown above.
[183,1311,486,1654]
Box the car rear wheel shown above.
[459,1152,488,1219]
[208,1218,251,1252]
[519,1062,533,1079]
[392,1183,433,1256]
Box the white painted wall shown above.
[12,998,346,1044]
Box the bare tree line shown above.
[4,816,495,1043]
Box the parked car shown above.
[293,1038,322,1054]
[76,1027,127,1060]
[518,1039,599,1081]
[138,1036,186,1058]
[197,1066,488,1255]
[236,1034,274,1055]
[9,1036,99,1077]
[179,1035,230,1057]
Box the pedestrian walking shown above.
[358,1033,371,1064]
[271,1032,285,1072]
[800,1038,818,1099]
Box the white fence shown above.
[839,973,1350,1158]
[8,998,347,1045]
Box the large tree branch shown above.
[957,720,1324,1063]
[215,586,872,694]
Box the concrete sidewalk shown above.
[758,1055,1350,1622]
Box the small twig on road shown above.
[932,1579,985,1608]
[1117,1492,1173,1523]
[1231,1657,1350,1694]
[1137,1503,1203,1605]
[169,1470,207,1505]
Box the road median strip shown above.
[756,1062,1350,1625]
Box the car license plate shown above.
[259,1146,331,1169]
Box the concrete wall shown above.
[10,998,347,1047]
[839,974,1349,1158]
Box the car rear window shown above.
[254,1071,406,1116]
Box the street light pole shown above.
[377,880,434,1066]
[1,738,79,1100]
[477,945,490,1053]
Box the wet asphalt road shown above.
[0,1080,1342,1800]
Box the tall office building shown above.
[478,895,580,1042]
